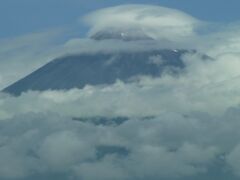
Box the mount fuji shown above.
[3,30,193,96]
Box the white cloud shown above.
[38,130,95,171]
[83,4,201,41]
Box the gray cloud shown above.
[0,107,240,179]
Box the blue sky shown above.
[0,0,239,38]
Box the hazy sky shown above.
[0,0,239,38]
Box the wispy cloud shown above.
[0,29,65,89]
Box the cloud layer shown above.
[0,97,240,180]
[83,4,201,41]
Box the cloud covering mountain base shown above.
[1,98,240,180]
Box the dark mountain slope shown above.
[3,49,188,96]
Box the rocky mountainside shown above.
[3,49,188,96]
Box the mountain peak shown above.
[90,28,154,41]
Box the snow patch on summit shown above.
[90,28,154,41]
